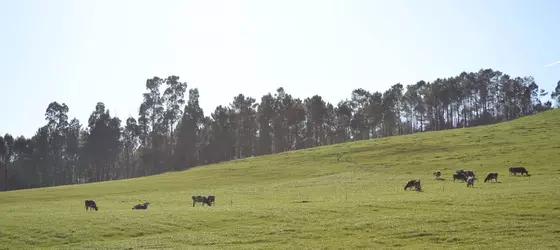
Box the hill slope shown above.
[1,109,559,249]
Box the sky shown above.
[1,0,559,138]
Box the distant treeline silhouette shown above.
[0,69,558,191]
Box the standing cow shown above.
[466,176,475,187]
[509,167,529,176]
[85,200,98,211]
[192,195,213,207]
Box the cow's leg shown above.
[192,201,195,207]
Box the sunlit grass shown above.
[1,110,560,249]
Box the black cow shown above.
[433,171,441,179]
[404,180,422,191]
[192,195,213,207]
[453,172,467,182]
[463,170,475,178]
[454,169,475,181]
[484,172,499,183]
[85,200,98,211]
[509,167,529,176]
[466,176,475,187]
[132,202,150,210]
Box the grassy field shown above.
[1,110,560,249]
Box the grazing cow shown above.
[404,180,422,191]
[453,172,467,182]
[466,176,475,187]
[192,195,213,207]
[132,202,150,210]
[484,172,499,183]
[433,171,441,179]
[85,200,98,211]
[509,167,529,176]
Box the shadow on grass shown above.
[293,200,312,204]
[435,178,447,181]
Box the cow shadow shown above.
[435,178,446,181]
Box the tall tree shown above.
[175,88,204,169]
[551,80,560,107]
[83,102,122,182]
[140,77,165,174]
[65,118,82,184]
[162,76,188,165]
[44,102,69,186]
[0,135,7,191]
[305,95,327,147]
[122,117,140,178]
[230,94,257,159]
[207,105,236,163]
[257,93,275,155]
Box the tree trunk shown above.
[4,162,7,191]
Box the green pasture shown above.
[1,110,559,249]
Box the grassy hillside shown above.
[1,109,559,249]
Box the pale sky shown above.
[1,0,559,138]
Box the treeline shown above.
[1,69,558,191]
